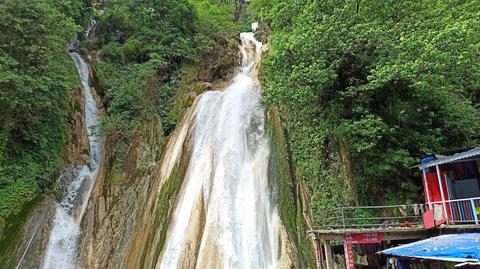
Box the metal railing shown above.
[429,197,480,225]
[314,197,480,230]
[314,204,426,230]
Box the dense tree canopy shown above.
[0,0,85,227]
[2,0,479,244]
[89,0,240,166]
[92,0,199,140]
[251,0,480,216]
[0,0,240,234]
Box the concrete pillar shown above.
[324,240,334,269]
[313,237,323,269]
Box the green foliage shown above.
[95,0,199,64]
[96,61,177,166]
[92,0,197,162]
[55,0,92,28]
[266,110,315,267]
[0,0,81,228]
[253,0,480,214]
[92,0,242,164]
[189,0,240,38]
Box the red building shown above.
[309,147,480,269]
[419,148,480,228]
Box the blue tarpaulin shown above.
[379,233,480,263]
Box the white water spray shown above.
[158,32,281,269]
[42,22,102,269]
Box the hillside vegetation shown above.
[88,0,241,166]
[0,0,240,235]
[0,0,87,232]
[2,0,480,251]
[250,0,480,217]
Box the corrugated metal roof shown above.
[379,233,480,263]
[417,147,480,170]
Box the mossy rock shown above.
[0,195,47,268]
[266,107,315,268]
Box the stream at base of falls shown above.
[41,21,103,269]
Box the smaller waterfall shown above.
[42,22,102,269]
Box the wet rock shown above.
[266,107,316,268]
[9,198,56,269]
[76,112,196,268]
[194,81,213,93]
[66,88,90,165]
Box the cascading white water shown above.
[42,23,102,269]
[158,32,281,269]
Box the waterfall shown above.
[42,22,102,269]
[157,32,281,269]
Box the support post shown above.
[324,240,334,269]
[471,199,478,225]
[313,236,323,269]
[344,241,354,269]
[435,164,449,224]
[422,170,431,210]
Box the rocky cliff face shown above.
[77,113,174,268]
[65,88,91,166]
[74,34,313,269]
[73,35,241,269]
[76,103,304,269]
[266,108,316,268]
[2,85,93,269]
[6,198,56,269]
[5,32,315,269]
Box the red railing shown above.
[428,197,480,225]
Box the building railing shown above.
[314,197,480,230]
[314,204,426,230]
[428,197,480,225]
